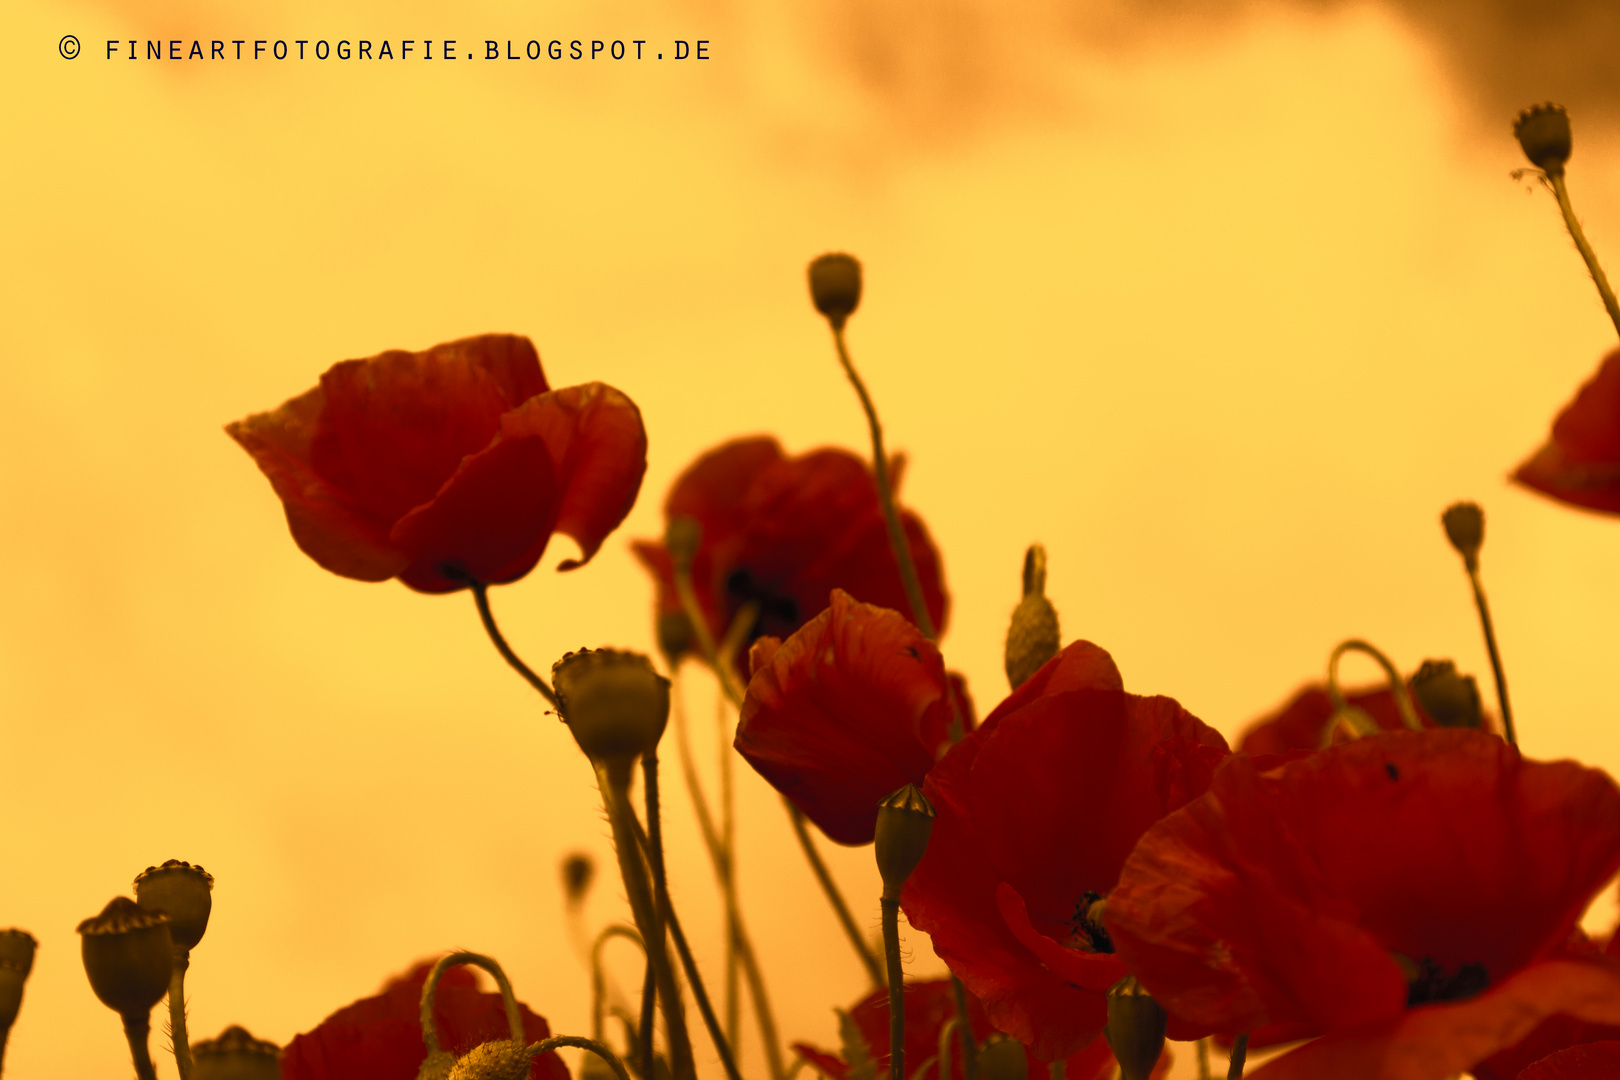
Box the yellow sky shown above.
[4,1,1620,1078]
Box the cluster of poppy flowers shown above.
[7,103,1620,1080]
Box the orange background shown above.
[3,1,1619,1077]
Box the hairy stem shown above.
[168,950,191,1080]
[529,1035,635,1080]
[882,898,906,1080]
[1549,172,1620,339]
[469,581,559,708]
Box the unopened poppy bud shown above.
[134,859,214,951]
[0,929,37,1040]
[1442,502,1484,571]
[192,1024,281,1080]
[657,610,695,665]
[1104,976,1167,1080]
[874,784,935,901]
[1410,660,1484,729]
[77,897,173,1018]
[1514,103,1572,177]
[448,1039,535,1080]
[561,851,595,906]
[978,1037,1027,1080]
[665,516,702,571]
[553,649,671,766]
[809,253,863,330]
[1005,544,1060,690]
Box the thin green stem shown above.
[1548,172,1620,339]
[935,1019,959,1080]
[881,898,906,1080]
[1197,1038,1211,1080]
[1467,568,1517,747]
[1227,1034,1249,1080]
[717,691,740,1054]
[421,952,525,1055]
[530,1035,635,1080]
[590,925,645,1043]
[168,950,192,1080]
[469,581,559,708]
[1050,1059,1064,1080]
[1326,639,1421,733]
[949,977,979,1080]
[123,1013,159,1080]
[830,325,937,641]
[671,565,747,707]
[639,965,656,1080]
[787,801,885,986]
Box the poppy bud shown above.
[1005,544,1061,690]
[977,1037,1028,1080]
[874,784,935,902]
[809,253,863,330]
[657,610,695,665]
[553,649,671,766]
[1514,103,1572,177]
[1104,976,1167,1080]
[77,897,173,1019]
[1410,660,1484,729]
[664,516,702,571]
[1442,502,1484,571]
[561,851,595,906]
[0,929,36,1043]
[192,1024,281,1080]
[448,1039,535,1080]
[134,859,214,951]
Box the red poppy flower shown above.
[1471,929,1620,1080]
[1519,1041,1620,1080]
[228,334,647,593]
[631,437,947,659]
[791,978,1168,1080]
[735,590,973,845]
[280,959,571,1080]
[1104,730,1620,1079]
[1236,684,1444,757]
[900,643,1230,1061]
[1513,347,1620,515]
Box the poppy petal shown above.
[1513,349,1620,515]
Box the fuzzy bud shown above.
[561,852,595,906]
[0,929,37,1040]
[553,649,671,767]
[1104,976,1167,1080]
[448,1039,536,1080]
[1514,103,1572,177]
[808,253,863,330]
[977,1037,1028,1080]
[134,859,214,951]
[191,1025,281,1080]
[1442,502,1485,571]
[77,897,173,1019]
[656,610,695,665]
[1410,660,1484,729]
[1005,545,1060,690]
[874,784,935,901]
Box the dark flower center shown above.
[726,569,801,638]
[1067,890,1114,954]
[1401,956,1489,1006]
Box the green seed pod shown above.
[0,929,37,1039]
[447,1039,535,1080]
[874,784,935,901]
[1410,660,1484,729]
[191,1024,281,1080]
[1441,502,1484,571]
[977,1037,1028,1080]
[553,649,671,766]
[1005,545,1060,690]
[1104,976,1167,1080]
[808,253,863,330]
[1514,103,1572,177]
[134,859,214,951]
[77,897,173,1019]
[561,852,595,907]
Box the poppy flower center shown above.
[1066,891,1114,954]
[1396,954,1489,1006]
[725,569,801,638]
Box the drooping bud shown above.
[0,929,37,1044]
[77,897,173,1018]
[447,1039,536,1080]
[656,610,695,666]
[134,859,214,951]
[553,649,671,767]
[1004,544,1061,690]
[561,852,595,906]
[191,1025,281,1080]
[1442,502,1485,572]
[874,784,935,901]
[977,1037,1028,1080]
[808,253,863,330]
[1514,103,1572,177]
[664,516,702,572]
[1410,660,1484,729]
[1104,976,1167,1080]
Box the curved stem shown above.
[1226,1034,1249,1079]
[787,801,885,986]
[1548,172,1620,339]
[1326,639,1421,732]
[949,977,979,1080]
[530,1035,636,1080]
[469,581,559,708]
[590,925,645,1043]
[935,1019,959,1080]
[881,898,906,1080]
[122,1013,158,1080]
[1466,567,1517,747]
[168,949,192,1080]
[830,325,936,641]
[421,952,526,1056]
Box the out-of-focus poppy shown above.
[631,437,947,662]
[791,978,1168,1080]
[1105,730,1620,1079]
[1236,682,1462,757]
[735,590,972,845]
[280,959,570,1080]
[1513,348,1620,515]
[1471,928,1620,1080]
[1518,1041,1620,1080]
[901,642,1230,1062]
[228,334,647,593]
